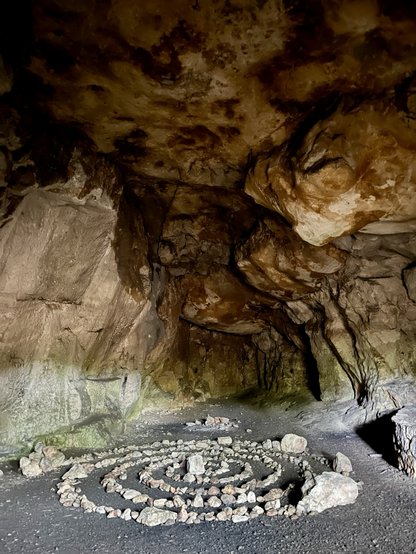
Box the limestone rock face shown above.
[10,0,416,188]
[236,217,346,300]
[393,406,416,479]
[0,185,161,449]
[158,185,258,276]
[180,267,276,335]
[246,101,416,246]
[285,233,416,407]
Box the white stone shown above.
[123,489,141,500]
[218,437,233,445]
[187,454,205,475]
[281,434,307,453]
[333,452,353,474]
[247,491,256,503]
[297,472,359,514]
[62,463,89,480]
[137,507,177,526]
[232,515,249,523]
[207,496,222,508]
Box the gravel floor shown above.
[1,399,416,554]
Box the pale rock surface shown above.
[246,102,416,246]
[187,454,205,475]
[281,434,307,453]
[333,452,353,475]
[62,463,89,480]
[297,472,359,514]
[0,187,160,450]
[137,507,177,527]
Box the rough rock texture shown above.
[392,406,416,479]
[333,452,353,475]
[280,433,307,453]
[0,184,160,449]
[1,0,416,450]
[297,471,359,514]
[236,217,346,300]
[246,101,416,246]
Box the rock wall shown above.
[1,0,416,452]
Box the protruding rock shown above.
[180,267,274,335]
[246,102,416,246]
[393,406,416,479]
[236,217,346,300]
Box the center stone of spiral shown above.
[187,454,205,475]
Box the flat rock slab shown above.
[137,507,177,527]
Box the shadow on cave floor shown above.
[356,410,399,467]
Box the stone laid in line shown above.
[19,443,66,477]
[18,431,361,527]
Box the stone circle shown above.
[51,434,360,526]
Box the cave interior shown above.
[1,0,416,458]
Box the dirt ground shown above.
[1,398,416,554]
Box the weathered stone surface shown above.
[62,463,89,480]
[19,457,42,478]
[236,217,346,300]
[137,507,177,527]
[393,406,416,479]
[23,0,416,190]
[1,0,416,441]
[284,233,416,408]
[403,268,416,303]
[0,186,159,449]
[246,101,416,246]
[333,452,353,475]
[180,267,276,335]
[297,472,359,514]
[281,434,307,454]
[158,185,258,276]
[187,454,205,475]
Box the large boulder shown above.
[297,472,359,514]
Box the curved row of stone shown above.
[54,434,350,526]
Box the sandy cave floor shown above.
[1,399,416,554]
